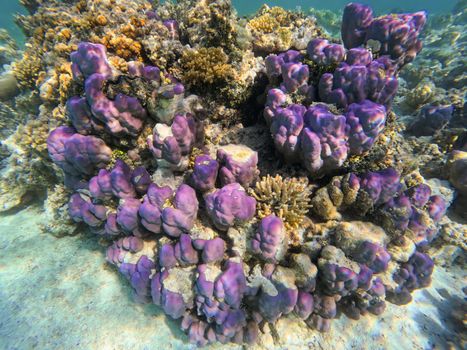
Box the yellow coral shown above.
[98,33,143,61]
[248,6,292,33]
[181,47,236,88]
[403,81,436,110]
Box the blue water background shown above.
[0,0,461,45]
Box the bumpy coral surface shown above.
[5,0,465,347]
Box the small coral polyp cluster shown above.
[44,2,451,347]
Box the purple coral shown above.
[47,126,112,188]
[147,114,200,169]
[139,183,172,234]
[251,215,287,263]
[106,236,153,303]
[345,101,386,154]
[45,4,442,347]
[66,96,99,135]
[120,255,155,303]
[106,236,144,265]
[387,252,434,305]
[89,169,112,200]
[110,160,137,199]
[190,154,219,192]
[359,168,402,206]
[191,260,251,344]
[70,42,112,79]
[341,3,374,49]
[300,104,349,173]
[318,245,368,296]
[138,183,198,237]
[342,3,426,66]
[217,144,259,188]
[131,166,151,195]
[159,235,225,268]
[68,42,152,138]
[294,291,314,319]
[318,54,398,108]
[89,161,149,201]
[409,105,454,136]
[193,237,226,263]
[270,104,306,161]
[267,101,387,176]
[161,184,198,237]
[307,39,346,66]
[380,183,446,245]
[151,268,194,319]
[257,266,298,322]
[341,277,386,319]
[85,73,147,137]
[204,183,256,231]
[68,192,107,227]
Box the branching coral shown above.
[251,174,312,233]
[12,49,43,90]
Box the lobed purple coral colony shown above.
[217,144,259,188]
[268,100,386,175]
[263,4,427,177]
[42,2,449,347]
[251,215,287,263]
[190,154,219,192]
[204,183,256,231]
[147,114,201,169]
[47,126,112,189]
[409,105,454,136]
[342,3,427,66]
[69,42,151,138]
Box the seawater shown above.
[1,0,461,43]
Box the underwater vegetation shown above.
[0,0,466,348]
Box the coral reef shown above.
[3,0,465,347]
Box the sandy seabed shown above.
[0,206,464,350]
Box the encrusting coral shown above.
[1,0,466,347]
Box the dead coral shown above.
[164,0,238,50]
[40,184,77,236]
[251,174,312,232]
